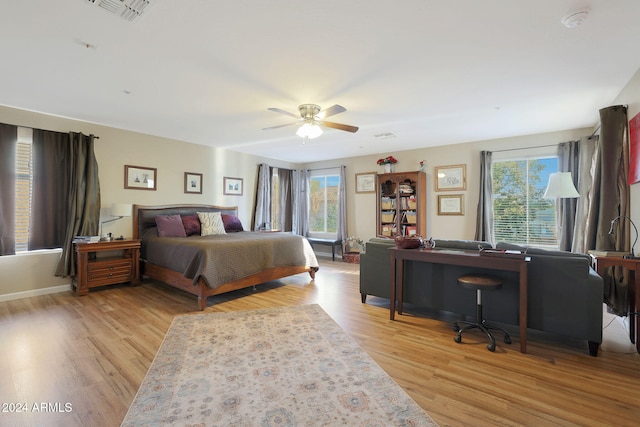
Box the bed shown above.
[133,204,319,310]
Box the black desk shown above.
[390,247,531,353]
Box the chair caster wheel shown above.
[454,334,462,343]
[487,343,496,352]
[504,336,512,344]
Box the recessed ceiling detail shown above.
[85,0,152,22]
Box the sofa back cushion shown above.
[495,242,590,262]
[434,239,492,250]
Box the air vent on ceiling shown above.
[86,0,152,22]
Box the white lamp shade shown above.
[543,172,580,199]
[296,122,323,139]
[110,203,132,217]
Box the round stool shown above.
[453,274,512,352]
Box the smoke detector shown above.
[561,10,589,28]
[85,0,153,22]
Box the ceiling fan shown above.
[263,104,359,140]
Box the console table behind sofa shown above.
[359,238,604,356]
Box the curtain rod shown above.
[491,143,559,153]
[308,165,344,171]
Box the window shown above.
[308,170,340,237]
[492,155,558,248]
[15,127,33,253]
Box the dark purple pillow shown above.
[221,214,244,232]
[155,214,187,237]
[181,214,201,236]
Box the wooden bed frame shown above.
[133,204,317,310]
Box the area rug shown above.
[122,304,438,426]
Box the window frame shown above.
[491,147,559,249]
[307,168,340,239]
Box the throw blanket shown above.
[143,232,319,289]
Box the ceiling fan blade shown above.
[262,122,299,130]
[267,107,299,119]
[319,121,359,133]
[317,104,346,119]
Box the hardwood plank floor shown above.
[1,258,639,426]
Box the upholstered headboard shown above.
[133,204,238,239]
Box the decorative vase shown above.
[384,163,393,173]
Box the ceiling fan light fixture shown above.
[296,122,323,139]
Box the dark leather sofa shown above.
[359,238,604,356]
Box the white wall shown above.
[0,105,295,296]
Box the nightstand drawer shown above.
[88,258,133,284]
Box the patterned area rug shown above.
[122,304,438,426]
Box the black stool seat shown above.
[454,274,512,352]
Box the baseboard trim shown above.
[0,284,71,302]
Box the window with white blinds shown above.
[15,127,32,253]
[492,156,558,248]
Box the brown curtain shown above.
[31,129,101,276]
[278,168,293,232]
[30,129,72,249]
[0,123,18,255]
[56,132,101,277]
[596,105,630,315]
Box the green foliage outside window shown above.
[492,159,557,247]
[309,175,339,234]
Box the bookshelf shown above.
[376,171,426,238]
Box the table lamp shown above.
[608,215,639,259]
[101,203,132,240]
[543,172,580,199]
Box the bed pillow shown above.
[221,214,244,232]
[197,211,227,236]
[155,214,187,237]
[181,214,201,236]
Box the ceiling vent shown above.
[86,0,152,22]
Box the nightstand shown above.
[73,239,141,295]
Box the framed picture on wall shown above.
[223,177,243,195]
[184,172,203,194]
[437,194,464,215]
[355,172,376,193]
[435,164,466,191]
[124,165,157,191]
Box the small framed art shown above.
[435,164,466,191]
[223,177,243,196]
[184,172,203,194]
[437,194,464,215]
[355,172,376,193]
[124,165,157,191]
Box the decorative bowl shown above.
[395,236,422,249]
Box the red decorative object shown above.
[342,253,360,264]
[630,112,640,185]
[377,156,398,165]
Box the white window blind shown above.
[492,157,558,248]
[15,127,33,253]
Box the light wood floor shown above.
[1,258,639,426]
